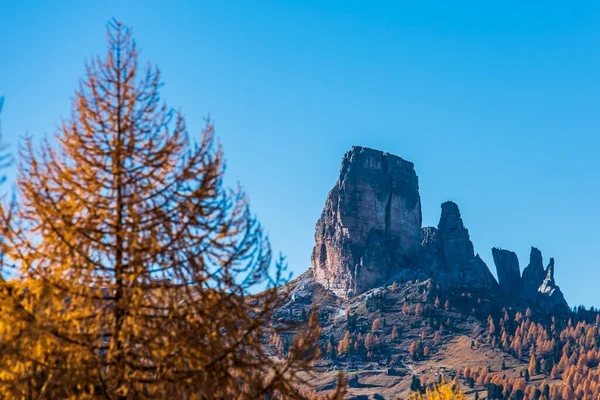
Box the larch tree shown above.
[528,354,537,378]
[364,333,375,352]
[337,331,351,356]
[409,341,419,360]
[0,21,344,399]
[0,97,10,184]
[415,303,423,317]
[371,318,381,332]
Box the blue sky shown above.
[1,1,599,307]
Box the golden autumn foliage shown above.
[371,318,381,332]
[407,382,466,400]
[0,21,344,399]
[528,353,537,377]
[458,307,600,400]
[337,331,351,356]
[415,303,424,317]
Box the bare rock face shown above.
[436,202,498,288]
[537,258,569,313]
[420,226,438,251]
[538,258,558,297]
[492,248,521,295]
[521,247,546,303]
[420,226,440,261]
[419,226,444,275]
[521,247,569,313]
[309,145,569,311]
[311,146,422,297]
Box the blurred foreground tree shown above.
[0,21,344,399]
[0,97,11,184]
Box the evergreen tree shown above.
[410,374,421,392]
[543,384,550,398]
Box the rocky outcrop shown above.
[537,258,569,313]
[538,258,560,296]
[420,226,438,251]
[310,145,569,311]
[419,227,444,275]
[521,247,546,303]
[492,248,521,295]
[489,246,570,312]
[311,146,422,297]
[435,202,497,288]
[417,203,498,288]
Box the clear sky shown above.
[1,1,599,307]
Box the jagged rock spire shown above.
[491,246,569,312]
[310,146,569,312]
[545,258,555,282]
[435,202,497,288]
[311,146,422,297]
[521,247,546,302]
[492,248,521,295]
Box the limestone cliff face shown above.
[435,202,498,288]
[492,248,521,295]
[521,247,547,302]
[310,145,569,312]
[493,246,569,312]
[420,226,438,251]
[311,146,422,297]
[524,250,569,313]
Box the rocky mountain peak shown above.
[545,257,555,282]
[436,201,475,273]
[522,246,545,280]
[311,146,422,297]
[492,248,521,295]
[438,201,465,231]
[310,146,569,312]
[538,258,561,295]
[492,246,569,313]
[434,201,497,288]
[522,247,549,302]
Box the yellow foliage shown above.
[408,382,466,400]
[0,20,344,400]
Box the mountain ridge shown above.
[267,145,589,399]
[310,145,568,314]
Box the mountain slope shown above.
[265,146,597,399]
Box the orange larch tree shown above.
[0,21,344,400]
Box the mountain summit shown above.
[310,146,568,313]
[311,146,422,297]
[268,146,580,398]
